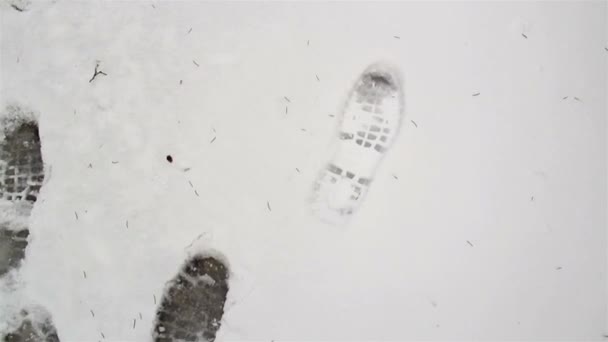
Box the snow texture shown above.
[0,1,607,341]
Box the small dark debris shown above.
[307,40,310,46]
[521,33,528,39]
[193,60,199,67]
[194,190,199,197]
[556,266,562,270]
[410,120,418,128]
[166,155,173,163]
[210,137,216,144]
[133,319,136,329]
[285,106,288,115]
[284,96,291,103]
[392,174,398,180]
[574,97,581,102]
[530,196,534,202]
[126,220,129,229]
[466,240,474,247]
[472,92,480,97]
[393,36,400,39]
[188,180,194,188]
[111,161,119,164]
[151,4,155,8]
[88,163,93,168]
[604,47,608,52]
[267,201,271,211]
[75,212,79,220]
[139,312,142,320]
[83,270,87,279]
[295,168,300,173]
[187,28,192,34]
[315,75,320,81]
[100,332,105,339]
[89,62,108,83]
[90,310,95,318]
[301,128,307,132]
[153,295,157,304]
[179,80,183,85]
[562,96,568,100]
[328,114,335,117]
[11,4,24,11]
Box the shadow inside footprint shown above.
[0,118,44,277]
[0,228,28,277]
[154,255,229,342]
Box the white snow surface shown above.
[0,1,607,341]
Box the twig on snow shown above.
[89,62,107,83]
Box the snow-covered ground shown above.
[1,1,607,340]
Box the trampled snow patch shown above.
[1,1,606,341]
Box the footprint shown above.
[0,108,45,277]
[0,106,57,341]
[2,307,59,342]
[153,255,229,342]
[311,63,404,224]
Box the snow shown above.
[1,0,606,341]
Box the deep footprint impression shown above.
[153,255,229,342]
[311,63,404,224]
[0,106,58,341]
[0,114,45,276]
